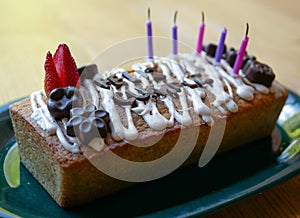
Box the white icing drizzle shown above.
[30,91,56,135]
[96,85,139,141]
[30,90,80,153]
[185,87,211,116]
[174,88,193,126]
[270,82,284,98]
[165,59,185,82]
[158,62,177,83]
[30,51,280,153]
[216,65,254,101]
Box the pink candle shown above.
[172,11,178,55]
[196,12,205,55]
[215,28,227,63]
[146,8,153,59]
[233,23,249,75]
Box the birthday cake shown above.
[9,17,287,206]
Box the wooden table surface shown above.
[0,0,299,217]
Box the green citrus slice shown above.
[3,142,20,188]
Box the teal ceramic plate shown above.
[1,91,300,218]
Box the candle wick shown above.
[173,10,178,25]
[148,8,151,20]
[201,11,205,23]
[245,23,249,37]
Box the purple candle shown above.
[233,23,249,75]
[146,8,153,59]
[196,12,205,55]
[215,28,227,63]
[172,10,178,55]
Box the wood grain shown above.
[0,0,299,216]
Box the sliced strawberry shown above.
[53,43,79,87]
[44,52,62,96]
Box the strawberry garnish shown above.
[44,43,80,96]
[44,52,62,96]
[53,44,79,87]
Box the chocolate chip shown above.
[153,88,167,98]
[92,110,110,124]
[66,116,84,137]
[122,71,140,84]
[47,87,83,120]
[84,104,96,115]
[192,76,204,87]
[49,88,65,101]
[94,78,111,89]
[203,79,214,87]
[243,60,275,87]
[127,88,149,103]
[136,93,150,102]
[93,118,108,138]
[78,120,94,144]
[108,75,123,89]
[181,81,198,89]
[145,67,155,73]
[113,94,136,107]
[203,43,217,57]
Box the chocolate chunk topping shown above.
[93,117,108,138]
[94,78,111,89]
[92,110,110,124]
[153,88,167,98]
[122,71,140,83]
[243,60,275,87]
[77,116,109,144]
[225,49,237,67]
[113,94,136,107]
[47,87,83,120]
[78,64,99,81]
[203,78,214,87]
[145,67,155,73]
[66,116,84,137]
[242,54,256,68]
[203,43,217,57]
[133,87,151,102]
[181,81,198,89]
[84,104,96,115]
[67,105,111,143]
[108,75,123,89]
[192,76,204,87]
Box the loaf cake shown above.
[9,42,287,207]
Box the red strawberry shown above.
[44,52,62,96]
[53,44,79,87]
[44,43,80,96]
